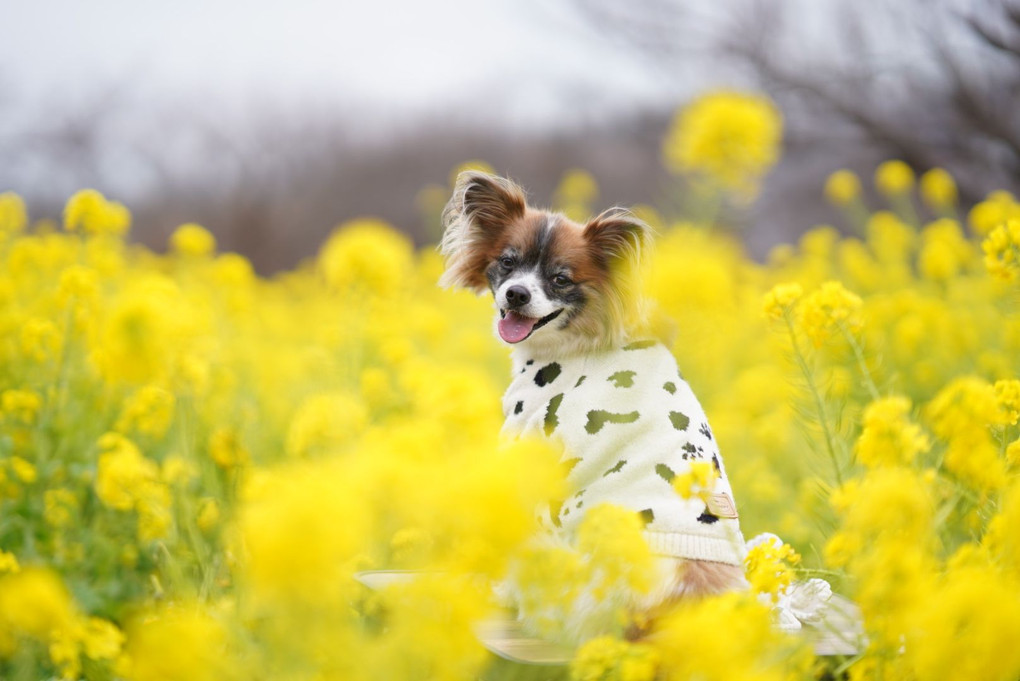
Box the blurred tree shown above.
[572,0,1020,206]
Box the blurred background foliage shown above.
[4,0,1020,271]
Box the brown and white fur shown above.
[439,171,746,634]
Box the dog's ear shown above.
[439,172,528,291]
[583,208,651,272]
[456,172,526,235]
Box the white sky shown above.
[3,0,671,126]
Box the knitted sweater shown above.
[502,340,746,566]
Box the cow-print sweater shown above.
[502,340,746,566]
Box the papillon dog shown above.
[439,171,747,640]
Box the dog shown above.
[439,171,747,638]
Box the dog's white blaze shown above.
[496,269,558,318]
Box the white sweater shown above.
[502,340,746,566]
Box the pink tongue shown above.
[498,312,539,343]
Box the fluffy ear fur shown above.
[439,172,527,291]
[582,208,653,347]
[583,207,651,272]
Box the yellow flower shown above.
[854,396,930,468]
[0,191,28,235]
[169,223,216,257]
[81,616,124,660]
[824,169,862,206]
[743,536,801,602]
[796,280,863,347]
[161,454,198,485]
[1,389,42,423]
[927,376,1007,439]
[63,189,131,236]
[904,565,1020,681]
[570,635,660,681]
[983,218,1020,281]
[0,568,77,640]
[208,426,249,469]
[20,317,62,363]
[237,458,367,605]
[918,218,971,281]
[318,218,414,296]
[762,282,803,320]
[121,604,238,681]
[654,592,806,681]
[874,160,915,197]
[0,551,19,574]
[116,384,175,439]
[48,626,81,680]
[196,498,220,533]
[985,481,1020,577]
[10,456,37,483]
[826,467,934,556]
[663,90,783,197]
[996,379,1020,425]
[969,190,1020,236]
[57,265,100,306]
[671,460,718,503]
[93,274,194,384]
[285,391,368,458]
[44,489,79,527]
[919,167,958,209]
[136,480,172,542]
[94,433,159,511]
[576,504,655,598]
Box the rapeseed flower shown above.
[94,433,161,512]
[874,160,915,197]
[854,396,930,468]
[743,534,801,603]
[2,137,1020,679]
[983,218,1020,280]
[796,281,863,347]
[919,167,958,210]
[570,635,659,681]
[824,169,862,206]
[121,604,238,681]
[64,189,131,236]
[170,222,216,257]
[969,190,1020,236]
[654,592,808,681]
[663,90,782,198]
[318,218,414,295]
[0,192,27,235]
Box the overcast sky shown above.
[3,0,675,127]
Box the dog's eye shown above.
[551,274,572,288]
[499,256,514,269]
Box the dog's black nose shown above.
[505,285,531,307]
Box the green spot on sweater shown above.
[608,370,636,388]
[655,463,676,483]
[669,411,690,431]
[663,381,676,394]
[603,459,627,476]
[585,410,640,434]
[639,508,655,525]
[534,363,562,387]
[544,393,564,436]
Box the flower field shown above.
[2,92,1020,680]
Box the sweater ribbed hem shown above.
[643,528,746,566]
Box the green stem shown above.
[838,321,880,401]
[784,313,844,486]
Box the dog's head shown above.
[439,171,650,356]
